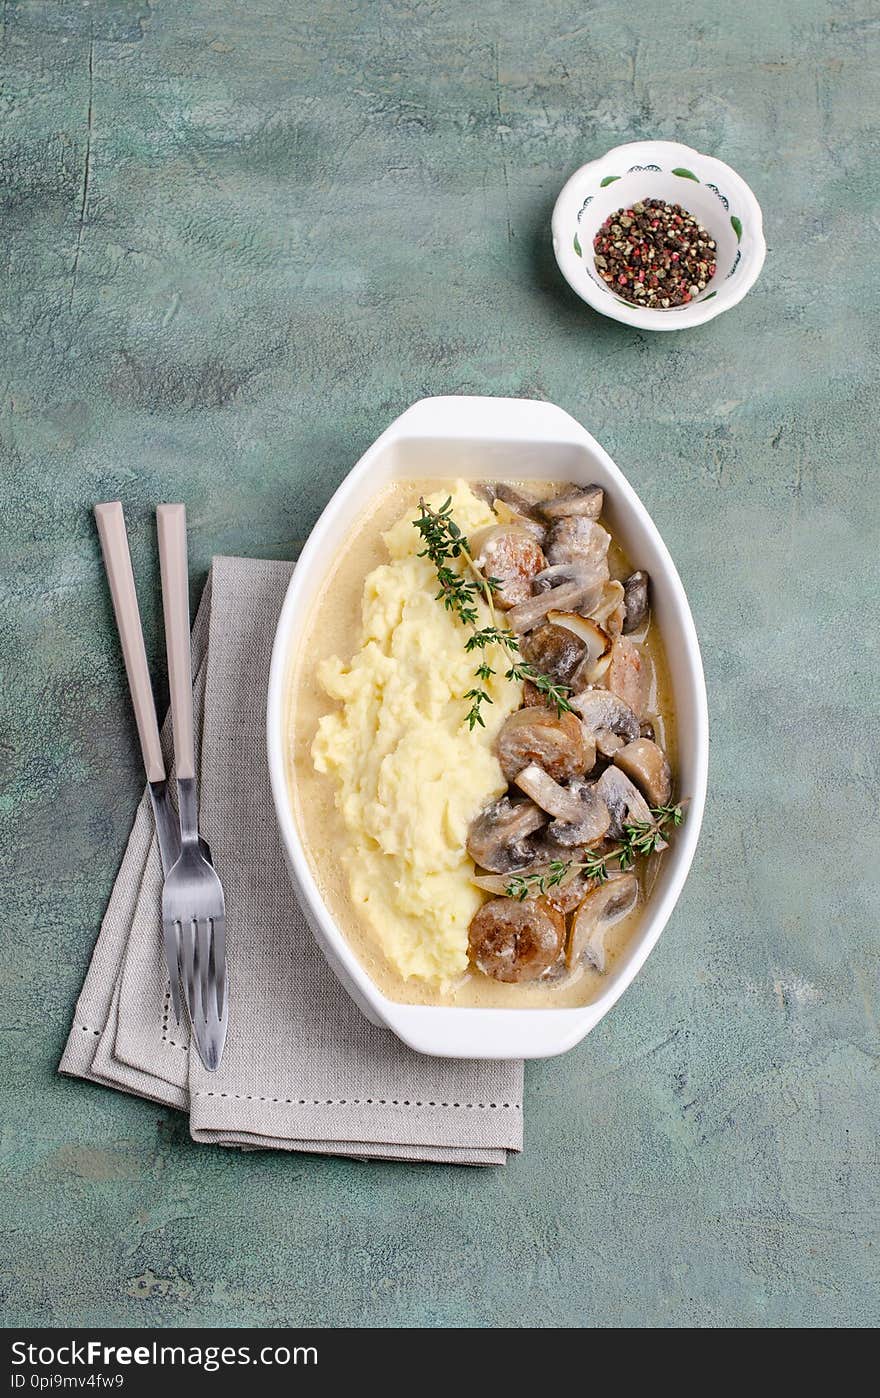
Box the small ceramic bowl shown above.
[552,140,766,331]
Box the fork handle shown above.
[94,501,166,784]
[157,503,196,781]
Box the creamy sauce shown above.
[285,480,677,1009]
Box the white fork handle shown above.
[94,501,165,784]
[156,503,196,781]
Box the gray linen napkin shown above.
[60,557,523,1164]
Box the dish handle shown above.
[388,395,593,447]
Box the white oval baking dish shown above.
[267,397,708,1059]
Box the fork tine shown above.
[179,919,198,1025]
[189,917,205,1026]
[195,917,212,1025]
[201,916,228,1070]
[211,915,227,1021]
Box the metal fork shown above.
[94,501,184,1023]
[157,503,228,1071]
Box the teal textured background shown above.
[1,0,878,1327]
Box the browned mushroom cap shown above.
[471,524,546,609]
[622,571,650,634]
[519,621,587,687]
[613,738,672,807]
[570,687,640,744]
[496,708,588,782]
[546,517,611,573]
[594,765,657,840]
[548,612,612,686]
[505,566,605,633]
[466,795,547,874]
[606,634,648,716]
[537,484,604,521]
[469,897,565,983]
[567,874,639,972]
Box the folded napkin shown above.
[60,556,523,1164]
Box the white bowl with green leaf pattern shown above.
[552,140,765,330]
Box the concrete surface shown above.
[1,0,878,1328]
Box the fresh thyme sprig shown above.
[413,497,573,729]
[504,803,685,900]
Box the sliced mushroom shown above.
[471,872,511,896]
[513,766,610,845]
[493,483,542,517]
[528,827,599,866]
[537,484,604,521]
[532,561,598,595]
[546,777,612,847]
[570,687,640,744]
[594,765,656,840]
[472,483,547,541]
[471,864,593,915]
[472,483,497,508]
[546,517,611,575]
[622,571,650,634]
[514,766,610,847]
[505,570,604,633]
[514,762,592,821]
[471,525,546,609]
[641,847,664,900]
[491,497,548,544]
[469,897,565,983]
[613,738,672,807]
[496,708,588,782]
[606,634,648,716]
[566,874,639,972]
[519,621,587,687]
[595,728,626,757]
[466,795,547,874]
[548,612,612,686]
[590,579,626,637]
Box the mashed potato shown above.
[311,482,523,986]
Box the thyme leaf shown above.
[504,803,686,900]
[414,497,573,729]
